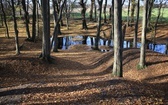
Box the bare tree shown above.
[113,0,123,77]
[133,0,140,48]
[89,0,94,21]
[94,0,103,50]
[11,0,20,55]
[40,0,50,61]
[0,0,9,38]
[139,0,148,69]
[21,0,31,39]
[127,0,130,26]
[31,0,36,42]
[130,0,136,23]
[103,0,107,23]
[51,0,66,52]
[79,0,88,30]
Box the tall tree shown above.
[51,0,66,52]
[0,0,9,38]
[139,0,148,69]
[95,0,103,50]
[130,0,136,23]
[79,0,88,30]
[31,0,36,42]
[113,0,123,77]
[40,0,50,61]
[103,0,107,23]
[147,0,154,28]
[127,0,130,26]
[152,0,164,50]
[133,0,140,48]
[21,0,31,39]
[89,0,94,21]
[11,0,20,55]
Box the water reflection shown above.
[54,35,167,54]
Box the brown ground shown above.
[0,20,168,104]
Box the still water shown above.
[54,35,167,54]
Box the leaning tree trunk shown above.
[113,0,123,77]
[0,0,9,38]
[103,0,107,23]
[95,0,103,50]
[40,0,50,61]
[21,0,31,39]
[133,0,140,48]
[153,0,163,47]
[139,0,148,69]
[11,0,20,55]
[31,0,36,42]
[52,0,66,52]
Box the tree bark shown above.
[139,0,148,69]
[95,0,103,50]
[133,0,140,48]
[79,0,88,30]
[31,0,36,42]
[0,0,9,38]
[153,0,163,45]
[103,0,107,23]
[21,0,31,39]
[94,0,97,21]
[147,0,154,28]
[41,0,50,61]
[11,0,20,55]
[127,0,130,26]
[51,0,66,52]
[113,0,122,77]
[90,0,94,21]
[130,0,136,23]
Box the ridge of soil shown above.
[0,39,168,104]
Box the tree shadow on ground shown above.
[0,79,166,104]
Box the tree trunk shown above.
[127,0,130,26]
[31,0,36,42]
[133,0,140,48]
[0,15,3,26]
[153,0,163,45]
[95,0,103,50]
[51,0,66,52]
[94,0,97,22]
[21,0,31,39]
[11,0,20,55]
[130,0,136,23]
[147,0,154,28]
[36,0,39,39]
[41,0,51,61]
[65,0,70,30]
[79,0,88,30]
[0,0,9,38]
[103,0,107,23]
[90,0,94,21]
[113,0,122,77]
[111,0,114,40]
[139,0,148,69]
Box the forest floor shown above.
[0,20,168,104]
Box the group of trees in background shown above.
[0,0,168,77]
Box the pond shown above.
[53,35,168,54]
